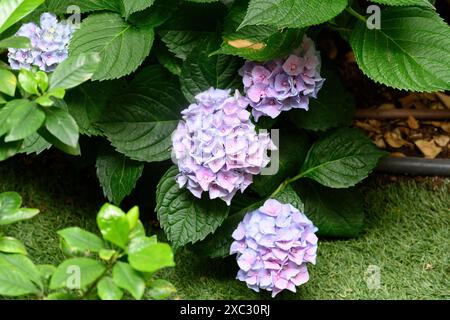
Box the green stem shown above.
[79,268,108,300]
[269,180,289,199]
[326,24,353,34]
[345,7,366,22]
[269,172,306,199]
[79,250,121,300]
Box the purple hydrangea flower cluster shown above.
[172,88,276,205]
[8,13,73,72]
[239,36,325,121]
[230,199,318,297]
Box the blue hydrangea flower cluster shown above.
[171,88,276,205]
[230,199,318,297]
[8,13,73,72]
[239,36,325,121]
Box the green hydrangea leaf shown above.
[156,166,230,250]
[350,7,450,92]
[97,66,187,162]
[300,128,387,188]
[70,13,154,81]
[240,0,348,29]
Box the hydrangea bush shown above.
[0,0,449,299]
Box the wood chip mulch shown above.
[353,92,450,159]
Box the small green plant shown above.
[0,191,40,254]
[0,194,176,300]
[0,54,100,160]
[0,191,42,297]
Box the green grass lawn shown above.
[1,156,449,300]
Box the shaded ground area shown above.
[0,156,449,300]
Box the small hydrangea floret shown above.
[240,36,325,121]
[8,13,73,72]
[230,199,318,297]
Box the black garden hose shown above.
[355,109,450,120]
[376,156,450,176]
